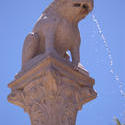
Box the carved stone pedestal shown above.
[8,55,97,125]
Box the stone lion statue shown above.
[22,0,94,69]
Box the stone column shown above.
[8,55,97,125]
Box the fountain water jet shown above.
[92,14,125,97]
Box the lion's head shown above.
[53,0,94,22]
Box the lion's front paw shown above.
[72,61,79,70]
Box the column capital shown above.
[8,55,97,125]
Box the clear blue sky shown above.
[0,0,125,125]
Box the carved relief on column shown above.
[8,57,97,125]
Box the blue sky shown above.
[0,0,125,125]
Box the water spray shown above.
[92,14,125,97]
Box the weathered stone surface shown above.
[8,0,96,124]
[8,55,97,125]
[22,0,94,69]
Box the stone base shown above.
[8,55,97,125]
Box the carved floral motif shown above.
[8,67,96,125]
